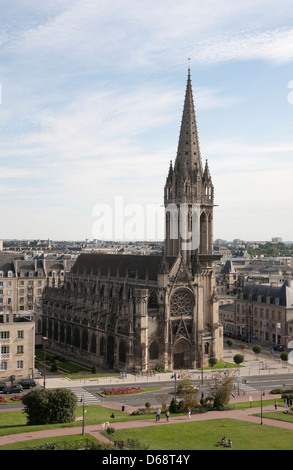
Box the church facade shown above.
[41,70,223,371]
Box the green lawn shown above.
[0,433,101,451]
[1,399,293,450]
[107,418,293,450]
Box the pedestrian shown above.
[284,398,287,408]
[187,407,191,419]
[156,408,161,421]
[166,410,170,422]
[274,400,278,410]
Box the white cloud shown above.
[194,28,293,65]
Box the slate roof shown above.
[241,282,293,307]
[221,260,236,274]
[71,253,177,281]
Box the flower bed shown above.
[11,395,23,401]
[0,397,7,403]
[102,387,144,396]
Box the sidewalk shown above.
[41,346,293,390]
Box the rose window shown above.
[170,289,194,317]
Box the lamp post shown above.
[260,389,263,425]
[171,373,180,400]
[42,336,47,388]
[81,394,87,435]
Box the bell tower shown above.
[164,68,214,268]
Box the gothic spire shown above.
[174,67,203,179]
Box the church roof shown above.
[71,253,177,281]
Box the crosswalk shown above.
[66,386,101,405]
[233,380,258,395]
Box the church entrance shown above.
[173,339,191,369]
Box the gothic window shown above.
[148,291,159,309]
[100,337,105,356]
[119,341,126,363]
[149,341,159,360]
[66,325,71,345]
[170,289,194,317]
[73,327,80,348]
[54,323,58,341]
[91,334,96,354]
[60,324,65,343]
[82,329,88,351]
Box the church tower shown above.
[163,68,223,369]
[164,67,214,268]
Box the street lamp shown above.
[42,336,47,388]
[171,373,180,400]
[81,395,87,435]
[260,389,264,425]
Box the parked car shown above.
[0,383,7,392]
[3,384,23,394]
[272,345,284,352]
[19,379,37,389]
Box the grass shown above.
[107,418,293,450]
[201,361,243,370]
[1,398,293,450]
[0,433,100,451]
[254,410,293,423]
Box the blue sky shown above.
[0,0,292,242]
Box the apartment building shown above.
[0,254,75,316]
[0,310,35,381]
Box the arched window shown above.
[119,341,126,363]
[149,341,159,360]
[82,329,88,351]
[100,337,105,356]
[91,334,97,354]
[73,327,80,348]
[148,291,159,309]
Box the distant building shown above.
[0,310,35,381]
[235,281,293,345]
[272,237,283,243]
[0,254,75,319]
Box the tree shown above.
[176,371,199,410]
[22,388,78,425]
[209,357,218,368]
[208,370,236,409]
[233,354,244,366]
[157,394,169,412]
[280,351,289,368]
[252,344,262,359]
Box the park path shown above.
[0,393,292,448]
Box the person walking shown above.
[274,400,278,410]
[166,410,170,422]
[156,408,161,421]
[187,407,191,419]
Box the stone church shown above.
[41,69,223,371]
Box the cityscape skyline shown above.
[0,1,292,241]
